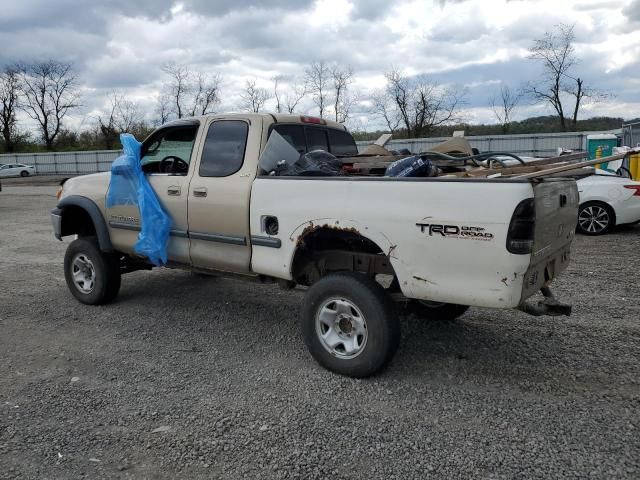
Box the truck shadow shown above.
[115,272,579,385]
[391,311,576,385]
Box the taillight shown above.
[507,198,535,254]
[624,185,640,196]
[300,115,326,125]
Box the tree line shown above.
[0,24,614,153]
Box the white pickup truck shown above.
[52,113,578,377]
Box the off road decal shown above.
[416,223,494,240]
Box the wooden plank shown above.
[374,133,393,146]
[515,150,639,178]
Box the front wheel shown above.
[577,201,614,235]
[20,170,29,177]
[64,237,121,305]
[301,272,400,378]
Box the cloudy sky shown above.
[1,0,639,131]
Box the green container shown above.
[587,134,617,161]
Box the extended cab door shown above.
[187,116,261,273]
[106,120,201,264]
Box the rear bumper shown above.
[51,208,62,240]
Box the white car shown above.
[0,163,36,177]
[576,170,640,235]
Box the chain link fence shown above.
[622,122,640,149]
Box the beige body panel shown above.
[187,115,264,272]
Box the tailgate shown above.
[520,178,579,301]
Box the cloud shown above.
[1,0,638,131]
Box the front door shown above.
[106,121,201,265]
[187,117,261,273]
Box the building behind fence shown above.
[0,129,623,176]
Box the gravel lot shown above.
[1,185,639,479]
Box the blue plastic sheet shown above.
[106,134,172,266]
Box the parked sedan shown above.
[0,163,36,177]
[576,170,640,235]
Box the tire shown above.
[20,170,29,177]
[301,272,400,378]
[577,201,615,235]
[64,237,121,305]
[404,301,469,322]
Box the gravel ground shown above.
[1,186,639,479]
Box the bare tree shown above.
[154,93,172,126]
[20,60,81,150]
[384,68,465,137]
[565,76,608,129]
[305,61,330,118]
[272,75,283,113]
[97,92,144,149]
[187,72,222,117]
[331,64,353,123]
[526,23,606,130]
[369,89,402,133]
[490,83,522,133]
[284,81,307,113]
[161,63,222,119]
[162,63,189,119]
[239,79,271,113]
[0,66,22,152]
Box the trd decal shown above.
[416,223,494,240]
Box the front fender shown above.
[55,195,114,253]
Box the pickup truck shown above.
[51,113,578,377]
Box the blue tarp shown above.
[106,134,171,266]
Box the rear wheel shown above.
[20,170,29,177]
[577,201,614,235]
[301,272,400,378]
[64,237,121,305]
[405,301,469,322]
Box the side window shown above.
[141,125,198,174]
[305,127,329,151]
[272,125,306,153]
[199,120,249,177]
[328,129,358,156]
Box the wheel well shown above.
[291,227,397,287]
[580,200,616,226]
[60,206,97,237]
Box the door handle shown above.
[167,186,181,196]
[193,187,208,197]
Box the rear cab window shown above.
[271,124,358,157]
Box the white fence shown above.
[0,130,620,175]
[356,130,620,157]
[0,150,122,175]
